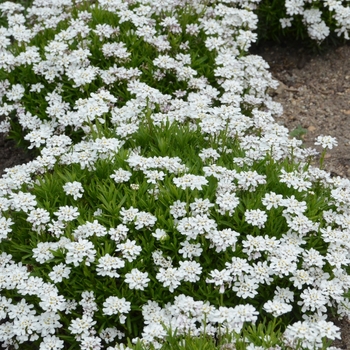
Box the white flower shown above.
[65,238,96,267]
[0,216,13,241]
[261,192,283,210]
[30,83,44,93]
[27,208,50,232]
[143,170,165,184]
[110,169,132,183]
[152,228,167,241]
[236,171,266,191]
[37,311,62,337]
[79,291,98,316]
[302,248,325,269]
[99,327,124,343]
[315,320,341,341]
[125,268,150,290]
[47,220,65,238]
[109,224,129,243]
[6,83,25,101]
[169,200,187,219]
[245,209,268,228]
[297,287,329,313]
[119,206,139,224]
[39,334,64,350]
[12,314,40,342]
[284,213,317,235]
[178,260,202,283]
[199,148,220,162]
[17,276,44,297]
[269,256,297,277]
[280,17,293,28]
[96,254,125,278]
[283,321,322,349]
[207,228,239,253]
[80,335,102,350]
[39,292,66,313]
[54,205,79,222]
[93,208,103,217]
[116,239,142,262]
[281,195,307,215]
[178,241,203,259]
[315,135,338,149]
[156,267,183,292]
[251,261,273,285]
[209,306,234,324]
[73,220,107,239]
[263,299,293,317]
[102,296,131,324]
[242,235,266,260]
[3,263,29,290]
[176,216,199,240]
[69,66,98,88]
[63,181,84,200]
[134,211,157,230]
[232,275,259,299]
[0,296,12,319]
[216,192,240,215]
[7,298,34,320]
[225,257,252,277]
[152,250,173,269]
[69,314,96,336]
[49,263,71,283]
[189,198,214,216]
[206,268,232,294]
[10,191,37,213]
[93,23,118,40]
[173,174,208,190]
[32,242,56,264]
[233,304,259,324]
[290,269,314,289]
[279,170,312,192]
[307,21,330,42]
[130,183,139,190]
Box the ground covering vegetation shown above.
[0,0,350,349]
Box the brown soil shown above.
[1,43,350,348]
[0,135,33,176]
[252,42,350,179]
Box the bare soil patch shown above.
[252,42,350,178]
[0,134,33,176]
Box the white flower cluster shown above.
[0,0,347,349]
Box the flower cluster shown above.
[0,0,347,349]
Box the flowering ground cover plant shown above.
[0,0,349,349]
[256,0,350,44]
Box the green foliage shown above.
[289,125,308,141]
[0,0,347,349]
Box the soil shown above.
[251,42,350,179]
[1,42,350,347]
[0,136,34,176]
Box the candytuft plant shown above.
[0,0,349,350]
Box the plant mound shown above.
[0,0,349,349]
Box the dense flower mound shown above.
[0,0,349,349]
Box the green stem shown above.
[319,149,327,170]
